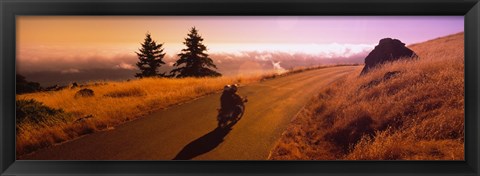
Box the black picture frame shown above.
[1,0,479,175]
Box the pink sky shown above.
[17,16,463,73]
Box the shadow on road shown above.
[173,122,239,160]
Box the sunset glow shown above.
[15,16,466,160]
[16,16,463,84]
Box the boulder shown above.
[361,38,417,75]
[75,88,94,98]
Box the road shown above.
[22,66,359,160]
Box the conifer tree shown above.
[170,27,221,78]
[135,33,166,78]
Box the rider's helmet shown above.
[223,85,232,92]
[231,84,238,93]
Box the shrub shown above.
[16,99,73,130]
[74,88,95,98]
[16,74,42,94]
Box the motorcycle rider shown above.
[220,85,234,113]
[220,84,243,117]
[230,84,243,108]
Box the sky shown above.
[16,16,463,75]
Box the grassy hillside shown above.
[269,32,464,160]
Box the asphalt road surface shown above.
[22,66,359,160]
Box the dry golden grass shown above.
[16,74,269,156]
[16,64,350,157]
[269,32,464,160]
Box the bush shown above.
[16,99,72,129]
[16,74,42,94]
[74,88,95,98]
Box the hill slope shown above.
[269,32,464,160]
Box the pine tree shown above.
[135,33,166,78]
[170,27,221,78]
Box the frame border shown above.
[1,0,479,175]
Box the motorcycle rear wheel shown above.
[217,112,229,128]
[218,120,227,128]
[233,105,244,120]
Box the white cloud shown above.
[115,63,136,70]
[206,43,374,58]
[254,53,272,61]
[271,60,287,74]
[61,68,80,74]
[17,43,371,74]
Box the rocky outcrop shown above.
[361,38,417,75]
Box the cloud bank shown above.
[17,44,372,86]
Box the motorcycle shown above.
[217,96,248,128]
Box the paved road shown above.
[22,66,359,160]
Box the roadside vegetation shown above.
[16,63,355,157]
[269,32,464,160]
[16,74,260,156]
